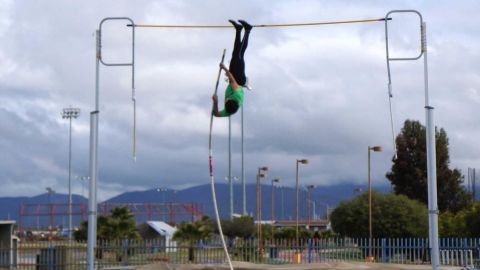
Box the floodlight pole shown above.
[62,107,80,240]
[385,10,439,270]
[88,17,135,270]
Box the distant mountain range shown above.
[1,183,389,230]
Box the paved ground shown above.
[135,261,464,270]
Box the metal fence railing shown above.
[0,237,478,269]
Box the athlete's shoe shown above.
[238,20,253,31]
[229,20,243,31]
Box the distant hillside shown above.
[103,182,383,221]
[0,183,390,229]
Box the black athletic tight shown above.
[229,28,250,86]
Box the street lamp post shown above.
[312,200,316,220]
[156,187,168,220]
[76,176,90,200]
[170,190,178,223]
[46,187,55,204]
[295,159,309,251]
[256,166,268,255]
[316,201,330,221]
[353,188,363,195]
[306,185,315,227]
[156,187,167,202]
[271,178,280,240]
[62,107,80,240]
[281,186,285,220]
[46,187,55,236]
[367,146,382,262]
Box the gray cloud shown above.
[0,1,479,200]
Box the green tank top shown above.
[219,84,244,117]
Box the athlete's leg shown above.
[228,20,246,86]
[238,20,252,59]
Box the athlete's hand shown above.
[212,94,218,102]
[219,63,227,71]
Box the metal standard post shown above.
[426,107,439,268]
[295,162,299,248]
[241,105,246,215]
[87,28,101,270]
[368,148,372,260]
[384,10,439,270]
[228,116,233,218]
[87,111,98,270]
[423,22,440,269]
[88,18,135,270]
[281,186,285,220]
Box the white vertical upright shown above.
[88,18,135,270]
[228,116,233,218]
[87,29,101,270]
[87,111,98,270]
[423,22,440,270]
[241,104,246,215]
[384,10,439,270]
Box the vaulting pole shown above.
[208,49,234,270]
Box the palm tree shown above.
[173,217,213,262]
[74,207,139,260]
[108,207,140,240]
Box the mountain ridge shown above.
[1,183,389,229]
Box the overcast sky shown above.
[0,0,479,200]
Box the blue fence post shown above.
[307,238,312,263]
[199,239,204,263]
[381,238,386,263]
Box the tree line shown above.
[330,119,480,237]
[75,120,479,249]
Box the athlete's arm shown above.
[220,64,240,90]
[212,94,221,117]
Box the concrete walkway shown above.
[135,261,464,270]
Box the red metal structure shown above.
[18,203,87,236]
[97,202,203,223]
[18,202,203,235]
